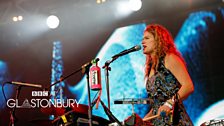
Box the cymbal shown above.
[41,103,88,116]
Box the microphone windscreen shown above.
[135,45,141,50]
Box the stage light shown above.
[96,0,106,4]
[128,0,142,11]
[18,16,23,21]
[116,0,141,16]
[12,16,18,22]
[96,0,101,4]
[12,16,23,22]
[117,1,132,16]
[46,15,60,29]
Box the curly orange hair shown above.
[144,24,184,78]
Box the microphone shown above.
[7,81,42,88]
[112,45,141,58]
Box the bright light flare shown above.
[129,0,142,11]
[12,17,18,22]
[117,1,132,16]
[46,15,60,29]
[18,16,23,21]
[116,0,142,17]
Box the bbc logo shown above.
[32,91,48,96]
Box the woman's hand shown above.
[158,103,172,116]
[143,109,153,120]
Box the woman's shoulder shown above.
[165,53,182,61]
[164,53,185,70]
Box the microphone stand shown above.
[45,59,99,91]
[91,97,122,126]
[100,99,122,126]
[83,63,93,126]
[101,45,141,116]
[102,56,118,110]
[44,60,95,126]
[102,56,123,125]
[45,66,87,91]
[9,85,22,126]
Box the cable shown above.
[2,82,8,104]
[91,90,100,107]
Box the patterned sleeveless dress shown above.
[146,57,193,126]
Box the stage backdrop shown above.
[0,7,224,126]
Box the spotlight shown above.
[96,0,101,4]
[18,16,23,21]
[129,0,142,11]
[12,16,18,22]
[46,15,60,29]
[96,0,106,4]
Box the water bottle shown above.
[90,59,101,90]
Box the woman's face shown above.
[142,31,156,55]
